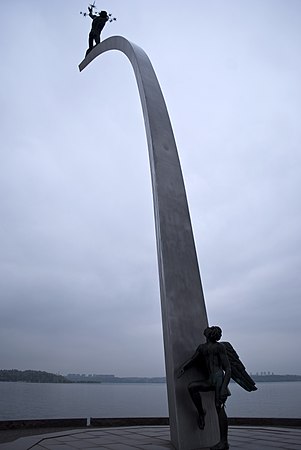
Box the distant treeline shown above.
[66,373,166,383]
[1,370,301,384]
[251,374,301,382]
[67,373,301,384]
[0,369,70,383]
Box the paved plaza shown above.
[0,426,300,450]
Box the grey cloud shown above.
[0,0,300,376]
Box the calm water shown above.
[0,382,300,421]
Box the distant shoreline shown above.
[66,373,301,384]
[250,374,301,383]
[1,370,301,384]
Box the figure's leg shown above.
[89,32,95,48]
[85,33,94,56]
[192,391,206,429]
[219,406,228,447]
[86,32,97,57]
[94,33,101,45]
[210,405,229,450]
[188,381,211,429]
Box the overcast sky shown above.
[0,0,300,377]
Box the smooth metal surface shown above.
[79,36,218,449]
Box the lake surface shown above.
[0,381,300,421]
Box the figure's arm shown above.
[177,346,201,378]
[219,346,231,402]
[88,7,96,19]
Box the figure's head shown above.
[204,326,222,342]
[99,10,108,17]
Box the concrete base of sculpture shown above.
[79,37,219,449]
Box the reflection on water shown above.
[0,381,300,420]
[226,381,301,417]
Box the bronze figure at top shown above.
[85,6,109,56]
[80,2,116,57]
[178,326,257,450]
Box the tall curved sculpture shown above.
[79,36,218,449]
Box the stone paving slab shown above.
[0,426,300,450]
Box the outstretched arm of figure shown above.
[177,346,201,378]
[88,7,96,19]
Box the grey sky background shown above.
[0,0,300,377]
